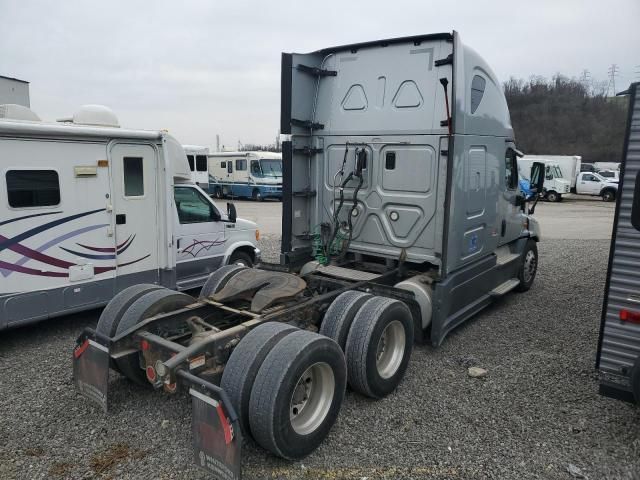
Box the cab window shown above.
[505,149,518,189]
[187,155,195,172]
[250,160,262,176]
[174,187,219,223]
[195,155,207,172]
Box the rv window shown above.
[470,75,486,114]
[227,162,233,174]
[174,186,218,224]
[220,161,226,168]
[385,152,396,170]
[187,155,195,172]
[236,159,247,171]
[123,157,144,197]
[196,155,207,172]
[505,149,517,189]
[6,170,60,208]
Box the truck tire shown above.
[96,284,164,338]
[220,322,298,437]
[252,188,264,202]
[632,356,640,404]
[602,189,616,202]
[515,239,538,292]
[345,296,414,399]
[320,291,372,350]
[249,330,346,459]
[115,290,195,384]
[229,250,253,268]
[199,264,247,300]
[546,191,560,202]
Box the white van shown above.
[208,151,282,201]
[0,104,260,329]
[182,144,209,189]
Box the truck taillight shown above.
[620,309,640,324]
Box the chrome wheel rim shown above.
[523,250,537,283]
[376,320,405,379]
[289,362,335,435]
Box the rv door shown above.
[109,143,160,287]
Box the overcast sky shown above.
[1,0,638,148]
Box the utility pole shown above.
[607,64,620,96]
[216,134,220,153]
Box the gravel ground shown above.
[1,235,639,479]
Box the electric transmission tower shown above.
[607,64,620,96]
[579,69,592,94]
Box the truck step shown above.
[489,278,520,297]
[314,264,380,282]
[495,251,520,266]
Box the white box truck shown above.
[518,157,570,202]
[207,151,282,201]
[0,104,260,329]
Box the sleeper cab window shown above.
[123,157,144,197]
[187,155,195,171]
[470,75,486,114]
[6,170,60,208]
[196,155,207,172]
[504,149,517,189]
[235,159,247,171]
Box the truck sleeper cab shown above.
[0,104,259,330]
[73,32,543,477]
[208,151,282,201]
[183,144,210,189]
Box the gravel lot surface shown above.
[1,233,639,479]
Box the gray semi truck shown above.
[597,82,640,403]
[73,31,545,478]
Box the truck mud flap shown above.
[73,330,110,412]
[186,376,242,479]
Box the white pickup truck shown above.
[574,171,619,201]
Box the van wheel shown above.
[602,189,615,202]
[515,239,538,292]
[345,297,414,399]
[115,290,195,384]
[546,191,559,202]
[320,291,372,350]
[252,189,264,202]
[96,284,164,338]
[249,330,346,459]
[221,322,298,437]
[214,186,223,199]
[199,264,246,299]
[229,250,253,268]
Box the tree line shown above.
[504,75,628,163]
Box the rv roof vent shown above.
[0,104,41,122]
[70,105,119,127]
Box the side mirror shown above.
[227,202,237,223]
[530,162,545,194]
[515,194,526,207]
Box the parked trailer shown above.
[73,32,545,478]
[597,82,640,404]
[183,144,210,189]
[208,151,282,201]
[0,104,259,329]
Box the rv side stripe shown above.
[0,211,61,228]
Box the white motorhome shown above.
[208,151,282,201]
[0,104,260,329]
[518,158,570,202]
[182,144,209,189]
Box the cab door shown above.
[174,185,226,284]
[499,146,523,245]
[109,143,160,286]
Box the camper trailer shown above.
[73,32,544,477]
[597,82,640,404]
[0,104,259,329]
[208,151,282,200]
[183,144,210,189]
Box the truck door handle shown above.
[115,214,126,225]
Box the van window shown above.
[505,150,517,189]
[196,155,207,172]
[187,155,195,172]
[220,161,226,168]
[236,159,247,171]
[470,75,486,114]
[6,170,60,208]
[123,157,144,197]
[174,186,218,224]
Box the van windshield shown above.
[259,159,282,177]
